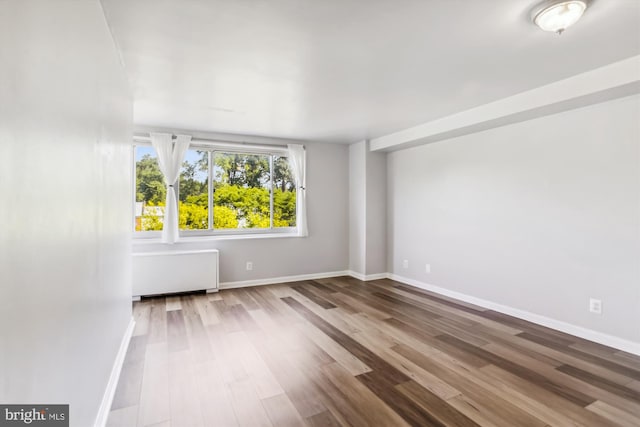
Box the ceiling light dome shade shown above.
[533,0,587,34]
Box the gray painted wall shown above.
[387,94,640,343]
[0,1,133,425]
[348,141,387,276]
[135,141,349,283]
[349,142,366,274]
[365,147,387,275]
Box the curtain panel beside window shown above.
[150,132,191,243]
[287,144,308,237]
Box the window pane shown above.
[135,146,165,231]
[213,152,270,229]
[179,149,209,230]
[273,155,296,227]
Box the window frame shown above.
[132,141,297,239]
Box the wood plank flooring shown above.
[107,277,640,427]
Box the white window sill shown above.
[132,232,301,245]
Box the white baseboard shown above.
[347,270,388,281]
[387,273,640,356]
[220,270,350,289]
[94,317,135,427]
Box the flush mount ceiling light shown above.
[532,0,587,34]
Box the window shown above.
[134,144,297,236]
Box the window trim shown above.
[132,141,298,239]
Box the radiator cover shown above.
[132,249,219,297]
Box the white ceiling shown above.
[101,0,640,143]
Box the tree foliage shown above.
[213,206,238,229]
[214,153,270,187]
[179,162,206,202]
[274,156,295,192]
[136,154,165,204]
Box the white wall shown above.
[135,141,349,284]
[0,1,133,426]
[388,95,640,344]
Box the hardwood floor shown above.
[107,277,640,427]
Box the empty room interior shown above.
[2,1,640,426]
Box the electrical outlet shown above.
[589,298,602,315]
[425,264,431,273]
[246,261,253,271]
[402,259,409,269]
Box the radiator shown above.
[132,249,219,297]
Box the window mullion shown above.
[132,145,137,232]
[174,174,180,235]
[208,150,213,230]
[269,155,274,229]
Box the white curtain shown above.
[287,144,308,237]
[150,133,191,243]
